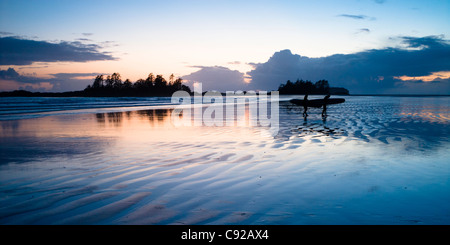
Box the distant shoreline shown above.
[0,90,345,97]
[0,89,448,97]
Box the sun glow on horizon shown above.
[394,71,450,82]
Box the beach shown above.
[0,95,449,224]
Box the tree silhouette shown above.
[315,79,330,92]
[123,79,132,89]
[105,75,113,88]
[92,75,104,89]
[173,78,182,90]
[154,75,167,89]
[169,73,175,85]
[134,78,146,90]
[111,73,122,89]
[278,79,334,95]
[145,73,154,89]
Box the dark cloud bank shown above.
[247,35,450,94]
[0,36,116,65]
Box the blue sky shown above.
[0,0,449,93]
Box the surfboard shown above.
[290,98,345,108]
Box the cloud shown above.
[247,62,259,69]
[374,0,386,4]
[394,71,450,82]
[0,36,116,65]
[338,14,370,20]
[356,28,371,34]
[82,33,94,36]
[99,40,120,48]
[0,67,55,92]
[76,38,93,42]
[398,35,448,49]
[182,66,248,92]
[247,36,450,94]
[0,31,14,36]
[0,67,100,92]
[0,67,20,79]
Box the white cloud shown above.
[182,66,248,92]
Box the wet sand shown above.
[0,96,449,224]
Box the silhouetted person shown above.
[303,94,309,117]
[322,94,330,117]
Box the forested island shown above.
[278,79,349,95]
[83,73,192,96]
[0,73,192,97]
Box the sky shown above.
[0,0,449,94]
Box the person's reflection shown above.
[322,94,330,118]
[303,94,309,117]
[321,94,331,122]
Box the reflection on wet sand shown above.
[87,100,450,153]
[279,98,449,151]
[0,96,449,225]
[95,109,181,129]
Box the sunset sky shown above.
[1,0,449,94]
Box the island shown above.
[278,79,349,95]
[0,73,192,97]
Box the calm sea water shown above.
[0,97,175,120]
[0,95,449,224]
